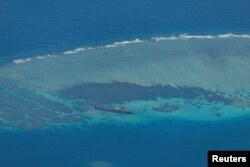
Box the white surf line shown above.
[63,39,145,54]
[12,33,250,64]
[63,47,94,55]
[218,33,250,38]
[152,33,250,41]
[13,57,32,64]
[13,54,57,64]
[103,39,145,48]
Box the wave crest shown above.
[12,33,250,64]
[152,33,250,41]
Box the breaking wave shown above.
[12,33,250,64]
[152,33,250,41]
[13,54,57,64]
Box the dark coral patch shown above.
[58,82,233,105]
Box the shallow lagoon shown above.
[0,36,250,166]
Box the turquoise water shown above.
[1,36,250,166]
[1,0,250,166]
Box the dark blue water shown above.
[1,0,250,59]
[1,118,250,167]
[1,1,250,167]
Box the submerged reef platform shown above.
[0,36,250,130]
[0,80,249,130]
[153,104,180,113]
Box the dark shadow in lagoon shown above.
[0,81,249,130]
[58,81,234,105]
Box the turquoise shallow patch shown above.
[0,37,250,130]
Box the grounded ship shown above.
[94,104,133,114]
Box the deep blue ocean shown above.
[1,0,250,167]
[1,0,250,60]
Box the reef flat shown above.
[0,36,250,130]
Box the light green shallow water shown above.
[0,37,250,130]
